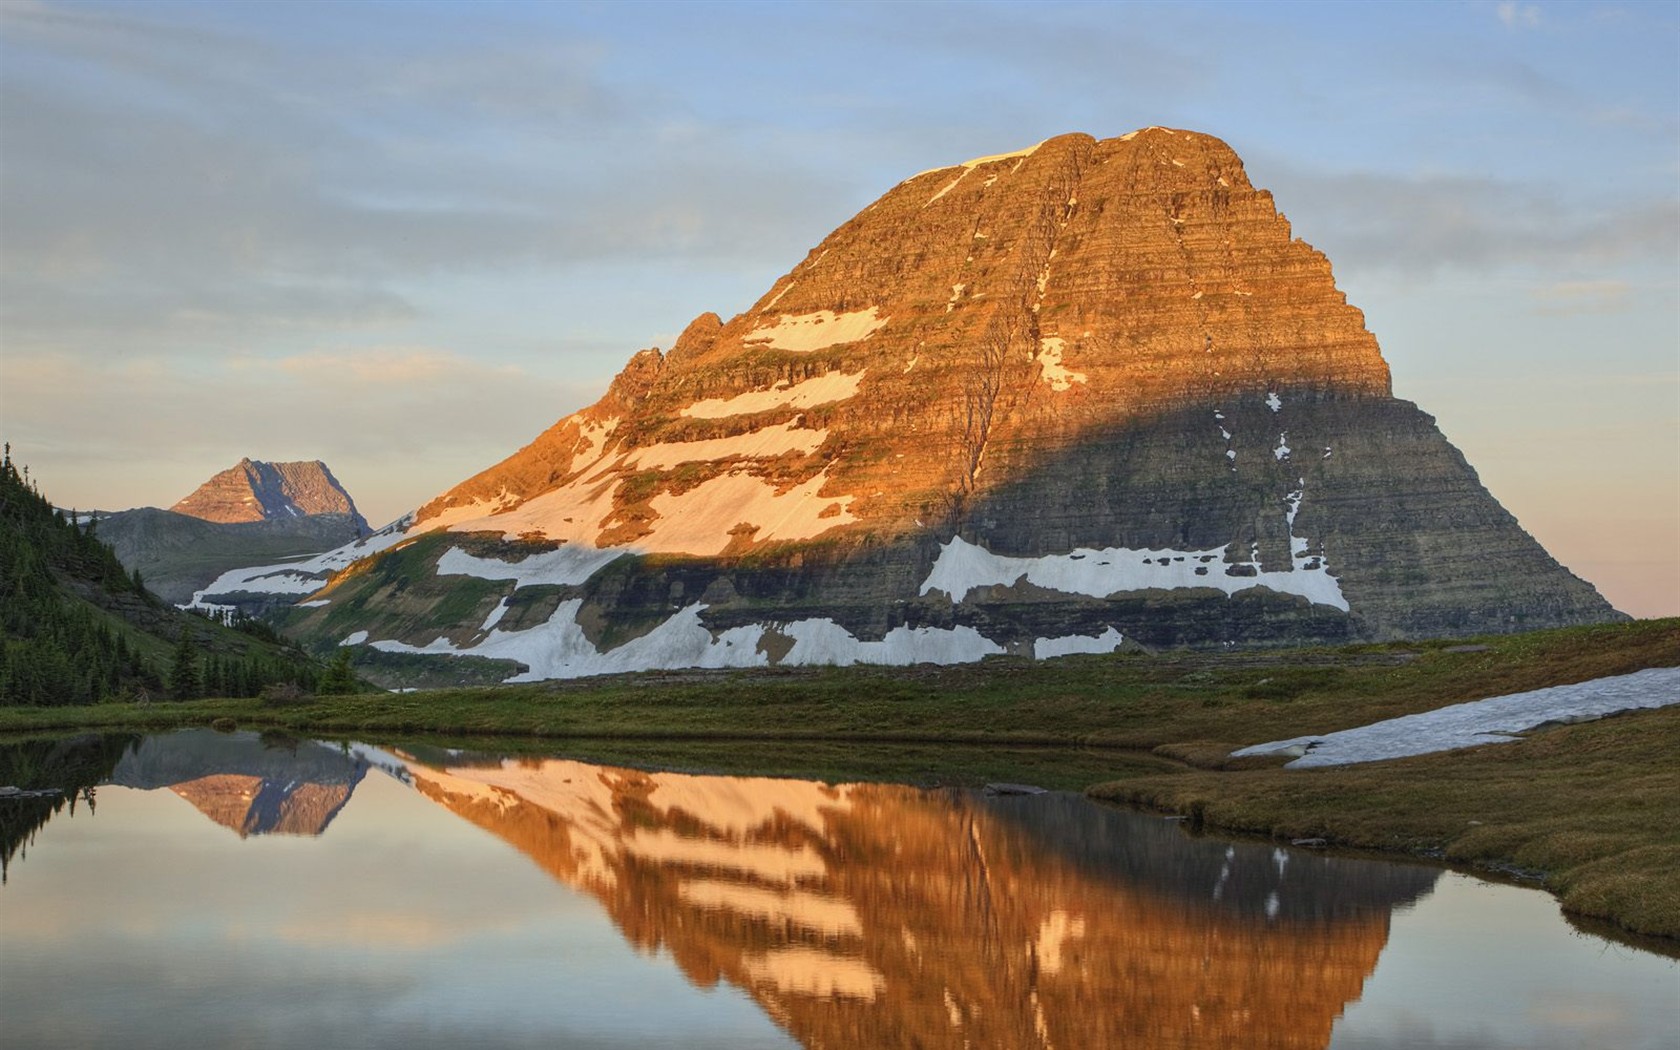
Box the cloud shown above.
[1530,279,1635,314]
[0,2,854,360]
[1259,166,1679,276]
[1496,2,1543,30]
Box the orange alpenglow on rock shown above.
[172,458,369,532]
[247,128,1617,685]
[397,753,1438,1050]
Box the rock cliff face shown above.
[173,458,368,531]
[270,128,1616,683]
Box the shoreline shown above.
[2,617,1675,941]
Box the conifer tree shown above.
[319,648,357,695]
[169,629,203,700]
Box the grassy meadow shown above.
[2,616,1675,940]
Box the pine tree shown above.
[320,648,357,695]
[169,629,203,700]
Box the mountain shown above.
[172,458,369,530]
[95,458,372,608]
[263,128,1614,686]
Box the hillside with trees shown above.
[0,447,326,705]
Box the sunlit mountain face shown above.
[391,751,1437,1050]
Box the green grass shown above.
[2,617,1675,939]
[1091,703,1680,944]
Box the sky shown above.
[0,0,1675,618]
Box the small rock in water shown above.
[1290,837,1328,848]
[0,786,18,795]
[984,782,1048,796]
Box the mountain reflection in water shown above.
[110,729,369,838]
[393,749,1437,1050]
[2,731,1445,1050]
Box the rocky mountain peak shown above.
[413,126,1391,552]
[274,126,1616,684]
[172,458,369,533]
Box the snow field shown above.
[1233,666,1680,767]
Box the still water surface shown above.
[0,730,1673,1049]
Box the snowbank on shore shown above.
[1233,666,1680,768]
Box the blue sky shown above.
[1,0,1675,615]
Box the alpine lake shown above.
[1,730,1674,1049]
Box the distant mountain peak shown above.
[172,458,369,533]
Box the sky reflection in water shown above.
[0,730,1673,1050]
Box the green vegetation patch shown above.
[1091,703,1680,943]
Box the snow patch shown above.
[781,619,1002,667]
[920,534,1348,611]
[341,630,369,646]
[917,140,1047,203]
[1034,627,1124,660]
[420,489,522,531]
[297,599,331,608]
[188,518,415,607]
[626,419,827,470]
[1274,432,1291,461]
[1234,667,1680,768]
[366,601,1024,681]
[642,469,855,556]
[1035,337,1087,391]
[744,308,888,353]
[437,544,624,589]
[681,371,865,419]
[479,599,511,633]
[371,601,767,681]
[1266,392,1283,413]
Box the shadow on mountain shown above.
[565,392,1617,656]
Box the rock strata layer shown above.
[263,128,1616,684]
